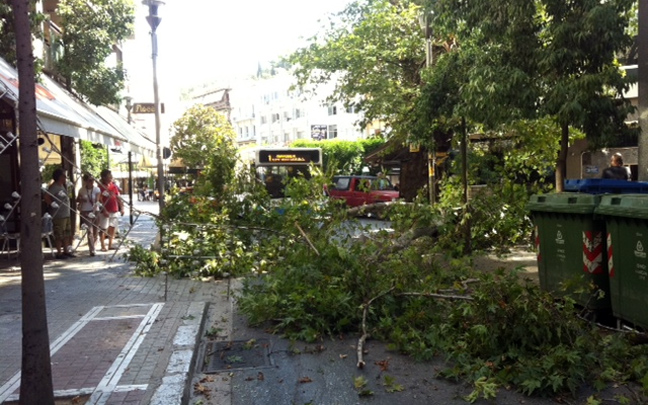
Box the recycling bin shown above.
[528,193,610,309]
[564,179,648,194]
[595,194,648,329]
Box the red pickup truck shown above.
[327,175,399,207]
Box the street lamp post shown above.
[124,95,133,124]
[124,95,134,225]
[143,0,166,212]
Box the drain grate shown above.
[202,339,271,373]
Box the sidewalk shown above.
[2,206,621,405]
[0,201,230,405]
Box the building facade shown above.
[193,69,381,147]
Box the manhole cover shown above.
[202,339,271,373]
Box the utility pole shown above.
[124,96,134,225]
[143,0,166,211]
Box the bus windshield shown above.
[253,148,322,198]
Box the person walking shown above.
[76,173,100,256]
[44,168,75,259]
[602,153,631,180]
[98,169,124,251]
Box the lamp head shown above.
[143,0,164,30]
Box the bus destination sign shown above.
[269,154,306,163]
[258,149,321,165]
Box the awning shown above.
[92,105,156,157]
[0,56,126,147]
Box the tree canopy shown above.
[170,104,238,195]
[287,0,424,141]
[56,0,134,105]
[288,0,636,191]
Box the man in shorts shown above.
[98,169,124,251]
[44,168,75,259]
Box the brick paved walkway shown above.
[0,202,226,404]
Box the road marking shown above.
[0,303,164,404]
[88,303,164,405]
[0,305,105,402]
[4,385,148,402]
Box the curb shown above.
[150,301,208,405]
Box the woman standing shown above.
[76,173,100,256]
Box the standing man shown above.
[98,169,124,251]
[602,153,631,180]
[44,168,75,259]
[76,173,100,256]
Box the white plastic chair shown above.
[0,220,20,260]
[42,213,55,259]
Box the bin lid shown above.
[595,194,648,219]
[564,179,648,194]
[527,193,601,214]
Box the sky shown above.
[124,0,352,102]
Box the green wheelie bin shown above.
[595,194,648,329]
[528,193,610,310]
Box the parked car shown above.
[326,175,399,207]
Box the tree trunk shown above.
[12,1,55,403]
[400,150,428,201]
[638,0,648,181]
[555,123,569,192]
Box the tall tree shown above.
[79,140,108,176]
[538,0,635,190]
[287,0,424,140]
[433,0,635,191]
[170,104,238,195]
[11,0,55,403]
[0,1,44,66]
[55,0,134,105]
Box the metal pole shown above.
[128,151,134,225]
[145,1,165,211]
[125,98,134,225]
[461,116,471,254]
[425,35,435,204]
[152,33,165,211]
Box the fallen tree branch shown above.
[357,286,395,369]
[438,278,480,294]
[461,278,479,289]
[294,222,320,256]
[397,292,474,301]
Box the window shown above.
[328,125,338,139]
[294,109,302,119]
[346,104,357,114]
[328,105,337,116]
[272,113,280,123]
[261,116,267,124]
[333,177,350,190]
